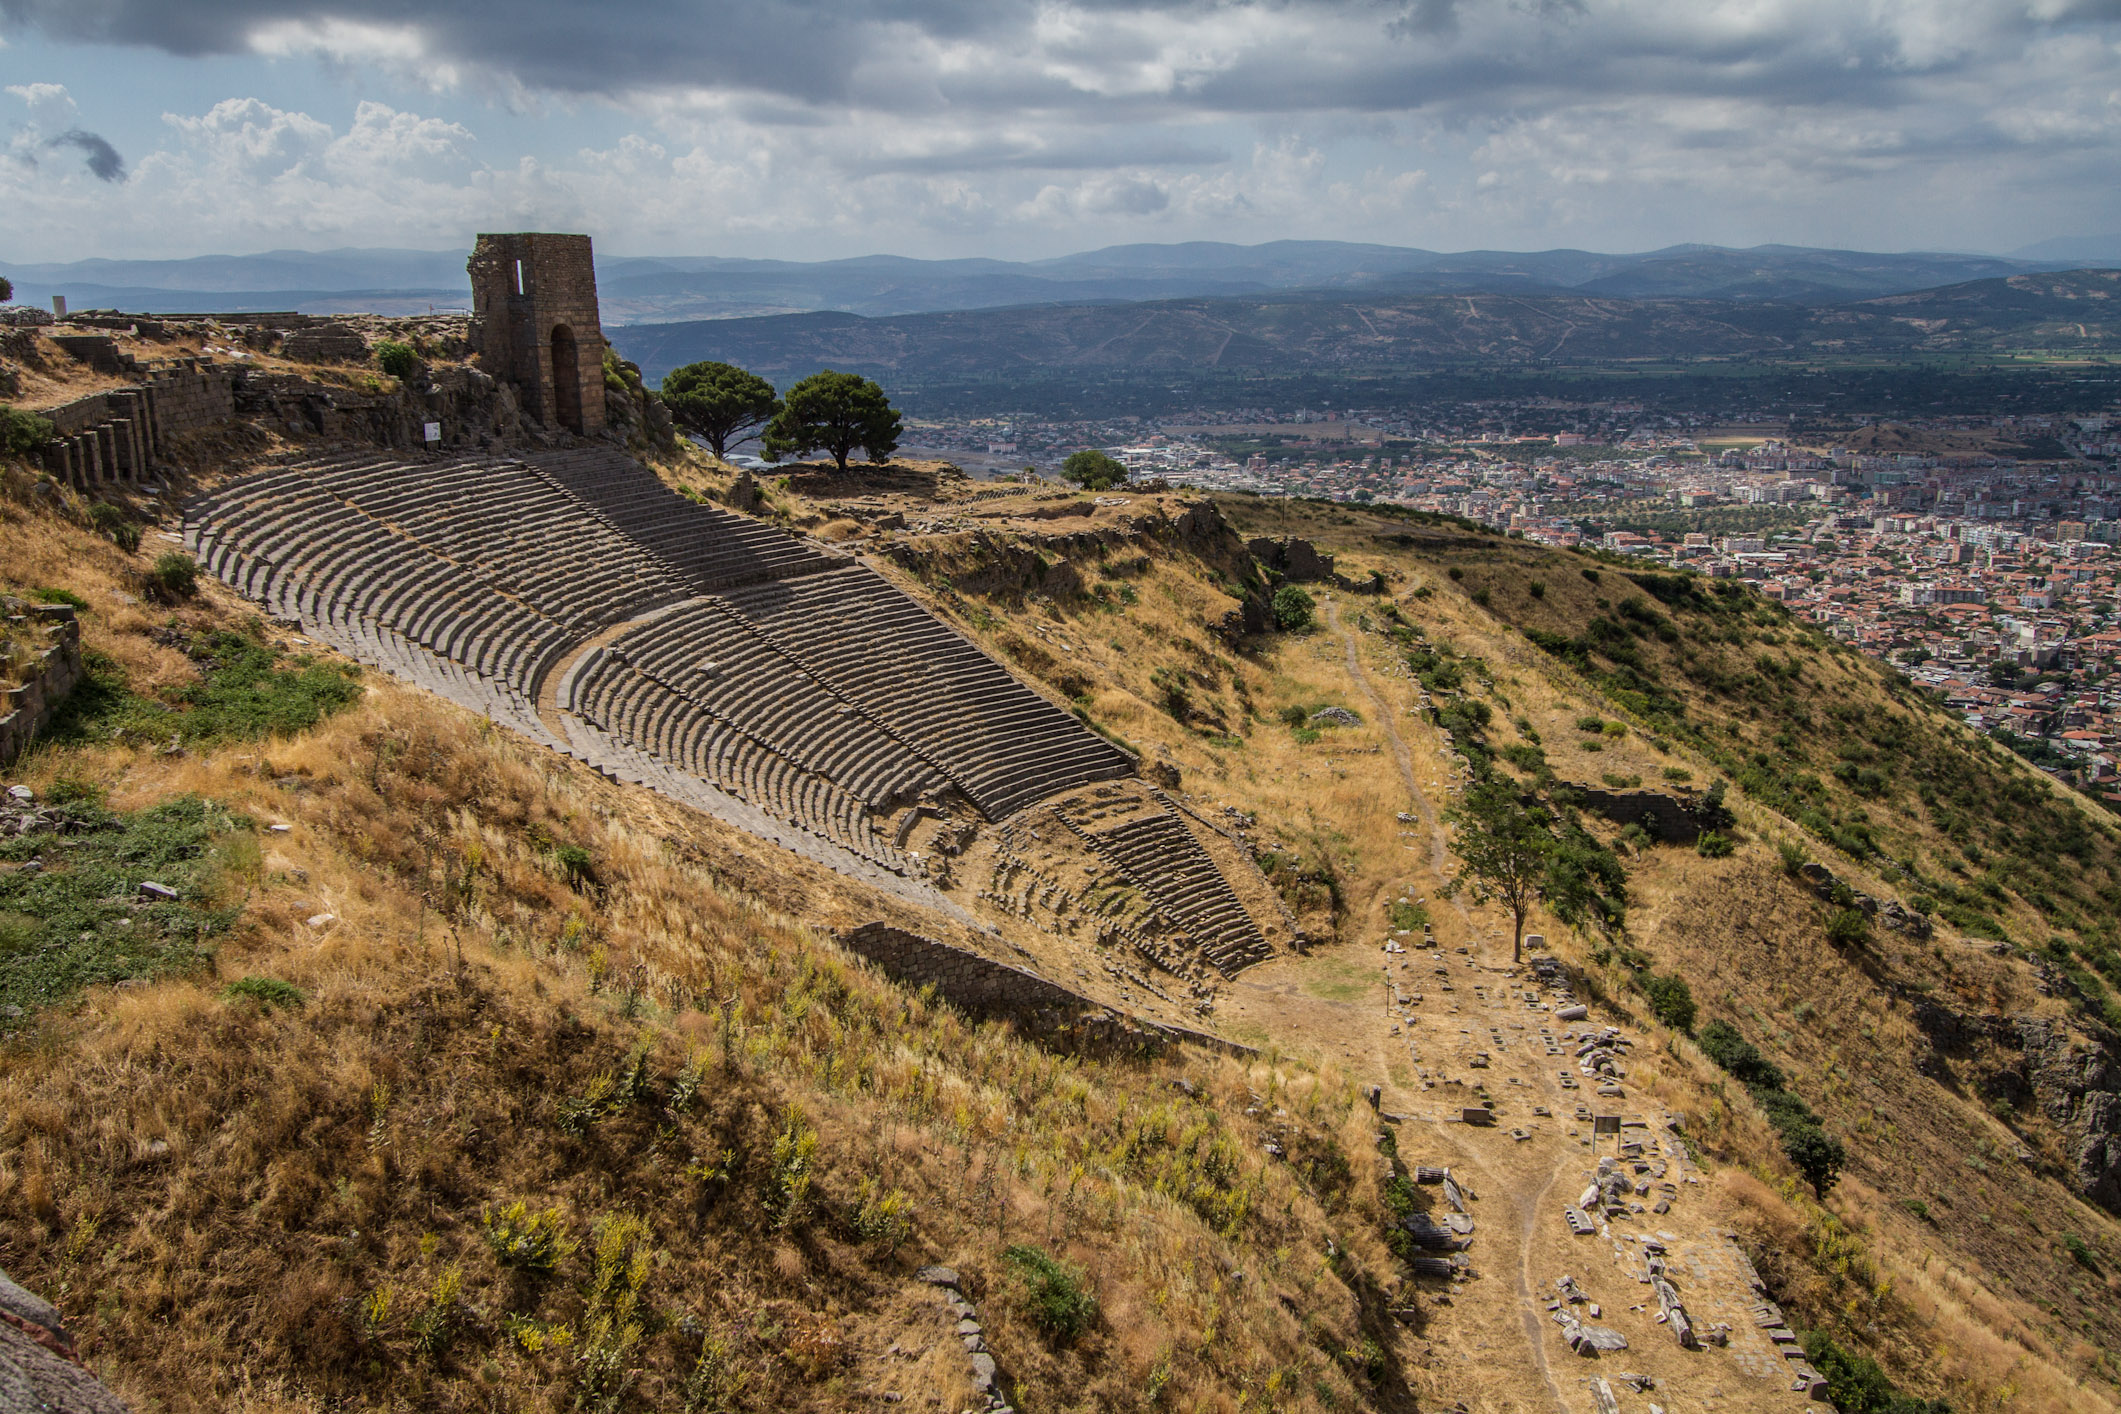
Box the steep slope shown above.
[800,476,2121,1414]
[0,468,1402,1413]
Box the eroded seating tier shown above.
[1055,795,1272,975]
[529,447,838,591]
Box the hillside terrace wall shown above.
[35,355,531,488]
[38,356,236,490]
[837,922,1255,1057]
[0,605,82,767]
[1566,786,1712,845]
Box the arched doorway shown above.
[550,324,584,433]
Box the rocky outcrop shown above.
[0,1267,131,1413]
[1794,862,1932,939]
[233,362,532,451]
[1906,999,2121,1211]
[2014,1015,2121,1210]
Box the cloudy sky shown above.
[2,1,2118,262]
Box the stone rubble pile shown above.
[916,1266,1016,1413]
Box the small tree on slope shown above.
[1443,776,1551,964]
[661,361,782,460]
[761,370,900,471]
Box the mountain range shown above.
[5,239,2117,323]
[609,269,2121,387]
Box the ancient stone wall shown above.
[837,921,1255,1056]
[467,233,607,435]
[36,351,239,489]
[0,605,83,768]
[1570,786,1713,845]
[1248,535,1336,582]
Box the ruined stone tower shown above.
[466,233,607,435]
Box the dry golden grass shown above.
[14,456,2121,1414]
[0,491,1421,1414]
[881,489,2121,1414]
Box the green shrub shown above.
[1501,742,1548,775]
[2063,1233,2097,1269]
[1002,1243,1098,1342]
[373,339,419,379]
[1150,665,1193,719]
[43,774,105,806]
[31,587,88,609]
[144,552,198,602]
[1661,766,1692,782]
[1641,972,1696,1034]
[1528,580,1545,599]
[1600,771,1641,789]
[1696,830,1735,858]
[88,503,141,553]
[553,843,595,887]
[1279,705,1308,727]
[1797,1330,1948,1414]
[222,975,305,1008]
[1777,841,1807,877]
[1780,1122,1848,1198]
[0,405,54,458]
[1574,715,1606,733]
[1446,567,1464,580]
[481,1201,578,1272]
[1271,585,1315,632]
[1060,449,1128,491]
[1826,907,1871,947]
[1697,1019,1785,1088]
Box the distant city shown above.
[901,401,2121,796]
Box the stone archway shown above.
[550,324,584,433]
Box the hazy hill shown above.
[0,240,2081,323]
[611,268,2121,384]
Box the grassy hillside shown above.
[0,470,1406,1414]
[821,476,2121,1414]
[14,422,2121,1414]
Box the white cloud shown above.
[7,81,72,113]
[2,2,2121,256]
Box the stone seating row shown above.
[567,647,905,868]
[186,470,575,693]
[299,454,693,630]
[716,567,1135,819]
[603,599,948,810]
[529,448,838,591]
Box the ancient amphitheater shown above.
[183,445,1274,974]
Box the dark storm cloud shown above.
[49,127,125,180]
[0,0,1041,99]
